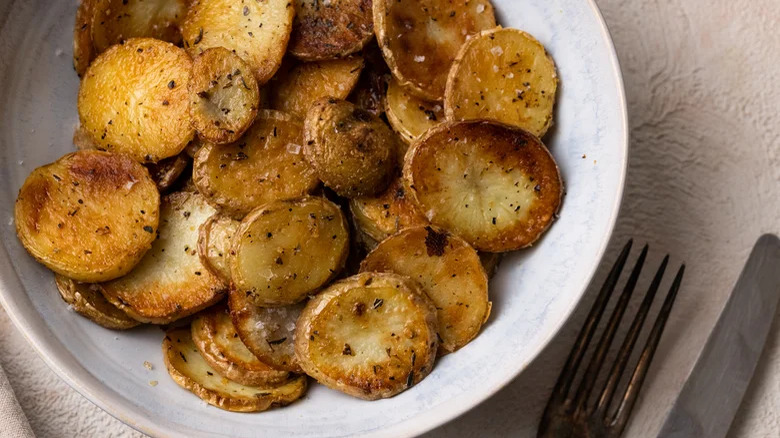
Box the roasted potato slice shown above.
[78,38,194,163]
[303,99,398,198]
[91,0,187,53]
[373,0,496,101]
[269,57,364,119]
[146,153,190,193]
[403,120,563,252]
[479,252,503,279]
[192,306,291,386]
[189,48,260,144]
[349,176,428,243]
[385,77,444,144]
[445,28,558,138]
[360,226,490,354]
[182,0,294,84]
[193,110,318,218]
[163,328,308,412]
[230,197,349,306]
[288,0,373,61]
[197,214,238,282]
[15,150,159,282]
[101,191,226,324]
[295,273,438,400]
[229,290,304,373]
[55,275,140,330]
[73,0,98,77]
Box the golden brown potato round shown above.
[91,0,187,53]
[146,153,190,193]
[360,226,490,354]
[349,176,428,243]
[294,272,438,400]
[404,120,563,252]
[193,110,319,218]
[189,48,260,144]
[373,0,496,101]
[182,0,294,84]
[197,214,239,283]
[163,328,308,412]
[229,290,304,373]
[230,197,350,307]
[385,77,444,144]
[445,28,558,138]
[269,57,364,119]
[73,0,98,77]
[303,98,398,198]
[288,0,374,61]
[191,306,291,386]
[15,150,159,282]
[101,191,226,324]
[54,275,140,330]
[78,38,194,163]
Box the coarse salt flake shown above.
[414,55,426,63]
[476,4,485,13]
[286,143,301,155]
[490,46,503,56]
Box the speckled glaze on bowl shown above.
[0,1,627,437]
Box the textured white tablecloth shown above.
[1,0,778,437]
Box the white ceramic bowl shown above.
[0,1,627,437]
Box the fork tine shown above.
[546,240,633,404]
[572,245,648,411]
[595,255,669,414]
[609,264,685,434]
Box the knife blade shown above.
[657,234,780,438]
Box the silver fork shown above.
[537,240,685,438]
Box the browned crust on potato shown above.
[191,306,291,386]
[228,290,304,373]
[54,275,140,330]
[403,120,563,252]
[444,27,559,137]
[303,98,398,198]
[193,110,319,218]
[163,328,308,412]
[360,225,490,354]
[182,0,295,84]
[189,47,260,144]
[91,0,187,54]
[78,38,194,163]
[349,176,428,243]
[348,40,391,116]
[288,0,374,61]
[100,191,226,324]
[73,0,97,77]
[14,150,159,282]
[373,0,496,101]
[294,272,438,400]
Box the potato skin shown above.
[15,150,159,282]
[191,306,291,386]
[230,197,350,306]
[197,214,239,283]
[360,226,490,354]
[54,275,140,330]
[100,191,226,324]
[193,110,319,218]
[404,120,563,252]
[303,98,398,198]
[73,0,97,78]
[189,47,260,144]
[373,0,496,101]
[163,328,308,412]
[78,38,194,163]
[445,28,559,137]
[288,0,374,61]
[182,0,294,84]
[269,57,364,119]
[294,272,438,400]
[349,176,428,243]
[145,153,190,193]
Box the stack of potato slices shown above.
[14,0,563,412]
